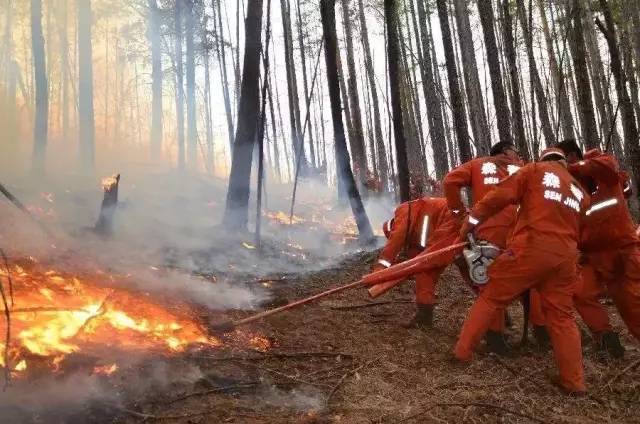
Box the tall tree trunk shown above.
[385,0,410,202]
[31,0,48,173]
[437,0,471,164]
[148,0,163,159]
[280,0,307,173]
[453,0,491,155]
[185,0,197,167]
[477,0,512,148]
[358,0,388,191]
[57,0,70,143]
[501,0,530,159]
[77,0,94,171]
[337,52,357,169]
[267,80,281,182]
[223,0,264,230]
[295,2,316,168]
[214,0,234,154]
[321,0,374,243]
[538,0,574,140]
[174,0,185,169]
[516,0,555,149]
[567,0,599,149]
[596,0,640,209]
[417,0,448,178]
[203,18,214,172]
[341,0,367,183]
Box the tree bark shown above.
[148,0,163,159]
[417,0,448,178]
[596,0,640,209]
[501,0,530,160]
[516,0,555,149]
[174,0,185,169]
[358,0,388,191]
[77,0,94,171]
[453,0,491,155]
[295,2,316,168]
[385,0,410,202]
[31,0,48,173]
[320,0,374,243]
[223,0,264,230]
[437,0,471,164]
[213,0,234,154]
[185,0,197,167]
[477,0,512,148]
[567,0,599,149]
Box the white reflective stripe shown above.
[624,183,631,193]
[378,259,391,268]
[468,216,480,225]
[419,215,430,248]
[636,226,640,236]
[383,219,392,233]
[585,198,618,216]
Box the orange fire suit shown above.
[376,197,453,304]
[569,152,640,343]
[454,161,589,393]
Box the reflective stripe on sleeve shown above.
[419,215,430,248]
[378,259,392,268]
[468,216,480,225]
[585,198,618,216]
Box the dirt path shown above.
[118,251,640,423]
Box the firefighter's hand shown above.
[451,207,470,223]
[459,217,476,240]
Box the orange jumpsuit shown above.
[454,161,589,393]
[376,197,453,304]
[569,152,640,342]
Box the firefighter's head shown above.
[555,139,583,164]
[490,142,520,161]
[539,147,567,166]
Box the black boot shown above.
[533,325,551,349]
[485,330,510,356]
[600,331,625,359]
[402,304,434,329]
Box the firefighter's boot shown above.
[485,330,510,356]
[402,304,434,329]
[600,331,625,359]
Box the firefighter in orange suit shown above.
[557,140,640,357]
[375,197,453,327]
[454,148,589,394]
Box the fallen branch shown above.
[166,382,259,405]
[326,358,378,404]
[330,300,412,310]
[250,363,330,388]
[605,358,640,388]
[0,249,13,306]
[398,402,547,423]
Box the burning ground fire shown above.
[0,257,269,380]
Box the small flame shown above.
[101,175,119,192]
[93,363,118,375]
[14,360,27,371]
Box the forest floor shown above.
[116,249,640,424]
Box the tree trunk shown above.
[213,0,234,154]
[280,0,307,174]
[437,0,471,164]
[501,0,530,160]
[567,0,599,149]
[320,0,374,243]
[77,0,94,171]
[477,0,512,148]
[222,0,264,230]
[453,0,491,155]
[148,0,163,159]
[174,0,185,169]
[596,0,640,210]
[295,2,316,168]
[417,0,448,178]
[385,0,410,202]
[516,0,555,149]
[537,0,574,140]
[341,0,367,184]
[203,16,214,172]
[185,0,197,167]
[358,0,388,191]
[31,0,48,173]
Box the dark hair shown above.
[540,153,566,162]
[555,139,583,159]
[489,142,516,157]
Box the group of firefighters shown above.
[367,140,640,394]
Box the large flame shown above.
[0,259,224,376]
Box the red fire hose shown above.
[210,241,468,333]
